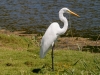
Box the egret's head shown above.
[60,7,80,17]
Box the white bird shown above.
[40,7,79,71]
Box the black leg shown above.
[51,44,55,71]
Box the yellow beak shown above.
[68,10,80,17]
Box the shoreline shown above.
[0,29,100,52]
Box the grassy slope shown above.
[0,33,100,75]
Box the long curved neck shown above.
[59,11,68,34]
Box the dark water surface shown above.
[0,0,100,38]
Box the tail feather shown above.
[40,46,51,58]
[40,49,45,58]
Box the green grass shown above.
[0,33,36,50]
[0,33,100,75]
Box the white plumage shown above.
[40,22,60,58]
[39,7,79,70]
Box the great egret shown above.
[40,7,79,71]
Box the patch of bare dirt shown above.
[57,37,100,50]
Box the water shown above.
[0,0,100,38]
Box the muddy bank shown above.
[0,29,100,53]
[57,37,100,53]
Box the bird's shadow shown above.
[32,64,52,73]
[32,68,41,73]
[32,64,46,73]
